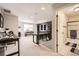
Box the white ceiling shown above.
[0,3,53,23]
[61,4,79,17]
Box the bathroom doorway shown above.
[57,4,79,55]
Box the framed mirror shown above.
[67,21,79,39]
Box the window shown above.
[41,25,43,30]
[44,25,46,30]
[24,24,33,32]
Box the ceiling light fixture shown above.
[74,7,79,11]
[41,7,45,10]
[73,4,79,11]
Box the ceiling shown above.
[0,3,53,23]
[61,4,79,17]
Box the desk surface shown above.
[0,38,19,44]
[0,37,20,56]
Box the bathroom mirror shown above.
[67,21,79,39]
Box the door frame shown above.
[55,11,59,53]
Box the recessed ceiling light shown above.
[41,7,45,10]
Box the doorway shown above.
[56,4,79,55]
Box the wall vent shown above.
[2,9,11,15]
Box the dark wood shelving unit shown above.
[33,21,52,45]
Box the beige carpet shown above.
[20,36,60,56]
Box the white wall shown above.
[33,24,37,34]
[0,8,1,13]
[4,14,18,36]
[18,22,24,36]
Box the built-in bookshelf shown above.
[37,21,52,42]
